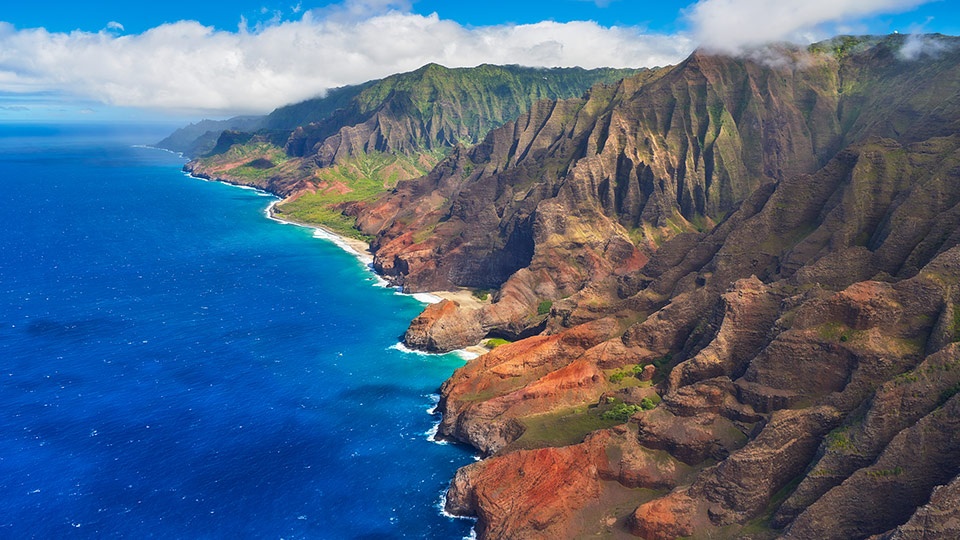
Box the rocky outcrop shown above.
[774,343,960,529]
[446,426,695,539]
[437,318,619,455]
[784,386,960,539]
[445,439,605,538]
[874,473,960,540]
[403,300,485,352]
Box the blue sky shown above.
[0,0,956,123]
[3,1,690,33]
[3,0,954,35]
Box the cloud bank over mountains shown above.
[0,0,937,115]
[687,0,932,53]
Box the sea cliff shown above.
[170,35,960,538]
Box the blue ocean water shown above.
[0,124,475,538]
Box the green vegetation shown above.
[601,403,643,422]
[276,202,373,241]
[262,64,641,144]
[817,321,852,343]
[537,300,553,316]
[953,303,960,342]
[511,392,663,449]
[807,35,875,60]
[484,337,511,349]
[210,142,292,181]
[894,370,919,385]
[600,397,658,422]
[349,64,641,142]
[511,406,623,449]
[937,382,960,408]
[609,364,647,384]
[273,150,441,239]
[472,289,490,301]
[866,466,904,478]
[826,429,854,451]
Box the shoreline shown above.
[181,164,486,534]
[264,200,375,265]
[263,200,487,312]
[180,167,489,359]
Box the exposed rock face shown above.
[360,47,846,296]
[874,473,960,540]
[437,318,619,455]
[180,35,960,539]
[404,300,485,352]
[774,344,960,530]
[446,426,694,539]
[281,64,644,162]
[445,440,604,538]
[359,35,960,354]
[784,387,960,539]
[352,35,960,539]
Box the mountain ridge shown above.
[172,63,642,238]
[166,34,960,539]
[346,34,960,539]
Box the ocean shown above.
[0,124,476,538]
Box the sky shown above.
[0,0,956,123]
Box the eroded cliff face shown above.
[350,35,960,538]
[362,52,827,292]
[442,135,960,539]
[360,36,960,354]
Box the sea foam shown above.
[426,393,440,415]
[437,491,479,523]
[424,421,448,445]
[409,292,443,304]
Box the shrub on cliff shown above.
[601,403,643,422]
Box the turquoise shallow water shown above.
[0,124,475,538]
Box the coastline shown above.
[264,200,375,265]
[181,167,489,359]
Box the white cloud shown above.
[0,0,943,116]
[0,10,691,115]
[686,0,934,53]
[899,33,952,60]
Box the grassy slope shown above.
[273,150,446,240]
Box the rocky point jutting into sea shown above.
[166,34,960,539]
